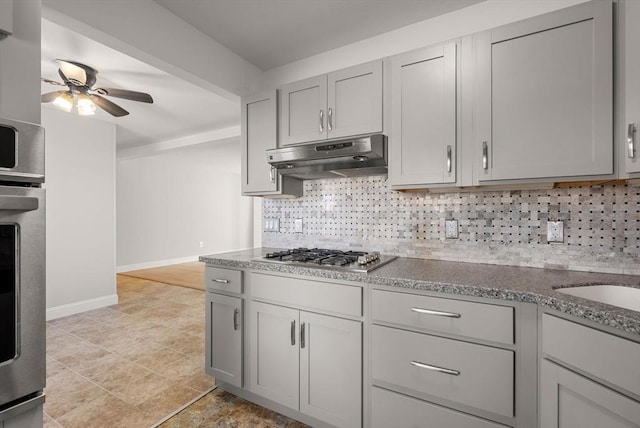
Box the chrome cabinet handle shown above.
[269,166,276,183]
[411,360,460,376]
[628,123,636,158]
[446,145,452,173]
[328,107,333,132]
[212,278,229,284]
[291,320,296,346]
[411,307,461,318]
[233,308,239,331]
[319,110,324,133]
[300,322,306,348]
[482,141,488,170]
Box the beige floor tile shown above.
[77,355,153,391]
[46,357,67,378]
[56,394,152,428]
[110,371,173,406]
[43,411,62,428]
[44,369,110,420]
[134,346,185,373]
[183,371,215,393]
[136,384,201,422]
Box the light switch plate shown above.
[547,220,564,243]
[445,220,458,239]
[264,218,280,232]
[294,218,303,233]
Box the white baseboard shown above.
[116,255,200,273]
[46,294,119,321]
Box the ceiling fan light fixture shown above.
[52,92,73,112]
[76,93,96,116]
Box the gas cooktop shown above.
[259,248,397,273]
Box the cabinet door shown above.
[390,43,457,187]
[327,60,383,140]
[624,0,640,174]
[250,302,300,409]
[241,90,278,194]
[475,1,612,182]
[299,312,362,428]
[540,360,640,428]
[280,75,327,145]
[206,293,242,387]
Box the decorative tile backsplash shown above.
[263,177,640,275]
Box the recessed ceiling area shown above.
[41,19,240,149]
[152,0,485,71]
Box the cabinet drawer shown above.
[251,273,361,317]
[205,266,243,294]
[371,387,510,428]
[542,314,640,397]
[372,325,514,417]
[372,289,514,344]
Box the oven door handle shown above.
[0,196,39,211]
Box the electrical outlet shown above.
[547,220,564,243]
[294,218,303,233]
[199,241,204,248]
[264,218,280,232]
[445,220,458,239]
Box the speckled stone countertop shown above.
[200,248,640,336]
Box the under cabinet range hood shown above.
[266,134,387,180]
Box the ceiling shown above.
[42,0,484,149]
[152,0,484,71]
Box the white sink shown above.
[556,285,640,312]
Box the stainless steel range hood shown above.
[266,134,387,180]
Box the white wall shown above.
[116,140,253,270]
[43,107,117,320]
[0,0,41,123]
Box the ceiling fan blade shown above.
[41,91,67,103]
[57,59,87,85]
[41,78,66,86]
[90,94,129,117]
[94,87,153,103]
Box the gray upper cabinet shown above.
[280,61,383,146]
[624,0,640,175]
[0,1,12,36]
[473,0,613,183]
[241,90,302,197]
[389,42,458,188]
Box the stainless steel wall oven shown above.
[0,117,45,422]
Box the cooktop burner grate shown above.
[261,248,396,272]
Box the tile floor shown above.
[44,275,214,427]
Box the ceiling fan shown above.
[41,59,153,117]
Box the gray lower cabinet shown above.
[250,301,362,428]
[371,387,509,428]
[472,0,613,183]
[540,313,640,428]
[540,360,640,428]
[205,292,243,388]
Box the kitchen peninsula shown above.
[201,249,640,428]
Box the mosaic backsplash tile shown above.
[262,177,640,275]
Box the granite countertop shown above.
[200,248,640,336]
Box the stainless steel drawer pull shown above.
[300,322,306,348]
[269,166,276,183]
[328,107,333,132]
[446,145,452,173]
[411,307,461,318]
[212,278,229,284]
[411,360,460,376]
[291,320,296,346]
[233,308,239,331]
[628,123,636,158]
[482,141,488,170]
[319,110,324,133]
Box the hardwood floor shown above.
[120,262,204,290]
